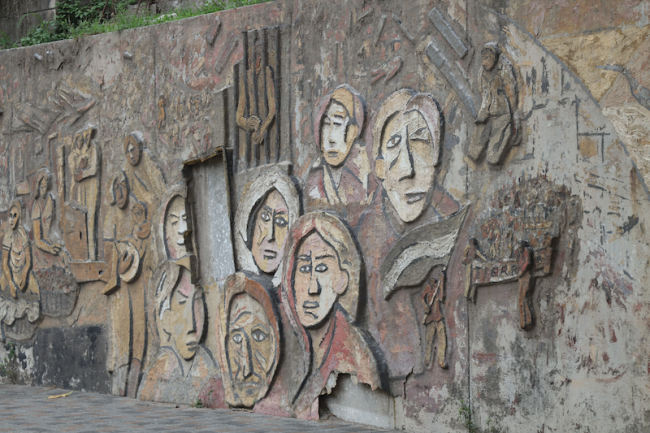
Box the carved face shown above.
[125,137,142,166]
[162,272,205,361]
[73,133,83,149]
[132,202,146,226]
[38,176,48,197]
[9,205,19,230]
[251,190,289,274]
[321,101,353,167]
[381,109,436,223]
[82,128,92,146]
[293,232,348,328]
[482,49,497,71]
[113,177,129,209]
[227,292,276,408]
[165,195,188,259]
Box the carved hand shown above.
[74,169,84,182]
[50,243,62,255]
[246,115,262,131]
[9,281,18,299]
[252,130,264,145]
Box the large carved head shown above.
[282,212,360,329]
[216,273,280,408]
[34,169,50,199]
[159,184,191,260]
[372,89,443,223]
[8,200,21,230]
[315,85,365,167]
[124,131,144,167]
[234,168,300,282]
[155,264,205,361]
[108,171,129,210]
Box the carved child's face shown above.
[482,50,497,71]
[9,206,19,230]
[165,196,188,259]
[293,232,348,328]
[251,190,289,274]
[381,109,436,223]
[227,293,276,408]
[113,177,129,209]
[162,274,205,361]
[132,203,146,226]
[321,101,353,167]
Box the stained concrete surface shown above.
[0,384,391,432]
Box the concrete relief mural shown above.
[0,1,649,431]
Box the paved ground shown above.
[0,385,391,432]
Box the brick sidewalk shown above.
[0,385,390,432]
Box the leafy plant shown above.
[0,342,20,384]
[190,398,204,408]
[459,399,499,433]
[9,0,274,50]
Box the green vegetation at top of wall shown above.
[0,0,274,51]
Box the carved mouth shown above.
[302,301,319,319]
[327,151,339,158]
[186,341,198,351]
[405,191,425,204]
[177,238,185,246]
[263,249,277,260]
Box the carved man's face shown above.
[113,177,129,209]
[165,196,188,259]
[125,137,142,166]
[132,202,146,226]
[251,190,289,274]
[321,101,353,167]
[227,293,276,408]
[293,232,348,328]
[482,50,497,71]
[9,206,19,230]
[381,109,436,223]
[162,274,205,361]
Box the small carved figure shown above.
[420,269,447,369]
[68,126,100,260]
[282,213,384,408]
[123,132,166,209]
[468,42,520,165]
[157,95,166,129]
[1,201,39,301]
[102,171,150,397]
[32,169,62,256]
[234,168,300,286]
[236,38,276,146]
[0,201,40,333]
[306,85,376,225]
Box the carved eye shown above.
[261,211,270,222]
[251,329,268,342]
[274,216,287,228]
[299,264,312,273]
[410,127,430,142]
[232,333,243,344]
[386,135,401,149]
[315,263,328,273]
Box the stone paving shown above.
[0,385,391,432]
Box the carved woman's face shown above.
[162,272,205,361]
[293,232,348,328]
[165,196,188,259]
[227,293,276,408]
[125,136,142,166]
[251,190,289,274]
[113,177,129,209]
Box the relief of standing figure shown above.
[468,42,520,165]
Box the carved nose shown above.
[308,276,321,295]
[241,341,253,378]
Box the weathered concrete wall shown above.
[0,0,57,43]
[0,1,649,431]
